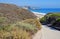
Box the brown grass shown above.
[22,19,41,30]
[0,26,31,39]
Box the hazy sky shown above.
[0,0,60,8]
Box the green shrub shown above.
[56,18,60,22]
[40,17,46,23]
[40,13,60,25]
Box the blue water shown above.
[29,8,60,13]
[29,8,60,31]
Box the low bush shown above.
[40,13,60,25]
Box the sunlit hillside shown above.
[0,3,41,39]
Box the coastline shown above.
[32,11,46,18]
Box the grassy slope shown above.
[0,3,41,39]
[0,3,37,24]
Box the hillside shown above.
[0,3,37,24]
[0,3,41,39]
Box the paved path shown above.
[33,25,60,39]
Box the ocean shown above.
[29,8,60,31]
[29,8,60,14]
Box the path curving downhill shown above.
[33,25,60,39]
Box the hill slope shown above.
[0,3,37,24]
[0,3,41,39]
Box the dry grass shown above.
[0,30,31,39]
[22,19,41,30]
[0,19,41,39]
[0,18,42,39]
[0,25,31,39]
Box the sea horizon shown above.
[29,8,60,14]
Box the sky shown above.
[0,0,60,8]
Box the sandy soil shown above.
[33,25,60,39]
